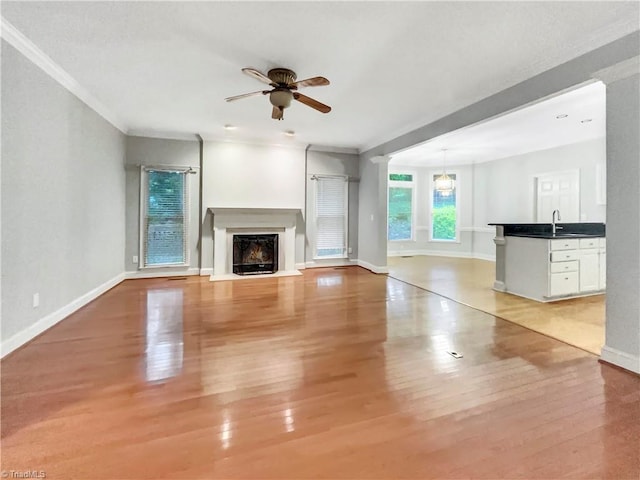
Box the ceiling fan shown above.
[225,68,331,120]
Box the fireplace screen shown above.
[232,234,279,275]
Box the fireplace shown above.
[232,234,279,275]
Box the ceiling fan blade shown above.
[225,90,269,102]
[272,106,284,120]
[242,67,276,86]
[293,92,331,113]
[289,76,330,89]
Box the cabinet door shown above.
[579,249,600,292]
[599,250,606,290]
[550,272,579,297]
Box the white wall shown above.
[201,142,306,270]
[1,41,126,350]
[124,136,201,275]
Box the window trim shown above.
[429,169,461,243]
[387,170,417,242]
[312,174,349,260]
[139,166,190,269]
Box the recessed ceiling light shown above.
[581,119,593,123]
[284,130,295,137]
[556,114,568,119]
[224,124,237,130]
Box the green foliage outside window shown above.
[432,205,456,240]
[389,173,413,182]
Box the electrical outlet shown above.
[33,293,40,308]
[348,247,353,254]
[133,255,139,264]
[370,214,374,221]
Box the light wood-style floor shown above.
[388,256,606,354]
[3,268,638,479]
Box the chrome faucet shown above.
[552,209,562,236]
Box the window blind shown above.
[142,169,189,267]
[315,176,348,258]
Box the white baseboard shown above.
[1,272,126,358]
[305,259,358,269]
[357,259,389,274]
[600,345,640,374]
[199,268,213,276]
[295,262,306,270]
[388,249,495,262]
[125,268,200,279]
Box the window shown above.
[431,173,457,241]
[388,173,414,241]
[314,176,348,259]
[141,168,189,267]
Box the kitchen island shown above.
[489,223,606,302]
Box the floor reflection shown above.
[145,288,184,382]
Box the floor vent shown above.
[401,255,414,258]
[333,267,348,270]
[168,277,188,281]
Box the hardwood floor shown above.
[388,255,605,354]
[2,267,638,479]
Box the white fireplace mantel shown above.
[208,207,302,281]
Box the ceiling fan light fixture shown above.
[269,89,293,109]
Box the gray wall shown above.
[357,156,389,269]
[124,136,201,273]
[305,149,359,264]
[604,71,640,369]
[1,40,126,342]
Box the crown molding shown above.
[127,129,200,142]
[307,145,359,155]
[1,17,127,133]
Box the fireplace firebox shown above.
[232,234,278,275]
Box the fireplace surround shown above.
[208,207,302,281]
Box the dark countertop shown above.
[488,222,605,238]
[506,233,604,239]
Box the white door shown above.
[535,171,580,222]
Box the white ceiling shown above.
[2,2,638,151]
[390,80,606,167]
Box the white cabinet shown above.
[599,238,606,289]
[501,235,606,302]
[579,249,600,292]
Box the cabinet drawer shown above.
[550,260,578,273]
[551,250,579,262]
[550,239,579,251]
[579,238,601,249]
[550,272,579,297]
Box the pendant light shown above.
[435,149,455,195]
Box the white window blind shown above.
[315,176,348,259]
[142,168,189,267]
